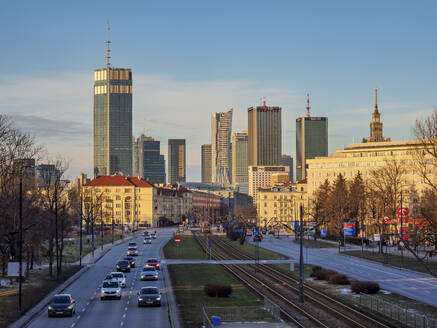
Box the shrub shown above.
[351,281,380,294]
[204,284,233,297]
[310,266,323,277]
[315,269,338,281]
[329,273,350,285]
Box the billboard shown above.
[344,222,356,237]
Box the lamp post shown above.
[111,200,114,245]
[55,177,59,280]
[299,204,304,303]
[121,197,124,240]
[18,172,23,311]
[79,191,83,268]
[100,202,103,251]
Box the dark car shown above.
[123,256,136,268]
[116,260,131,272]
[47,294,76,317]
[137,287,161,307]
[145,258,160,270]
[253,234,262,242]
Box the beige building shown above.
[248,165,289,203]
[257,181,308,227]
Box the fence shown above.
[359,293,437,328]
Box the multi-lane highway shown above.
[26,228,174,328]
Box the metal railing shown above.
[359,293,437,328]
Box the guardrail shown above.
[0,288,18,297]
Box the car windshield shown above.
[147,259,157,263]
[118,261,128,265]
[52,295,70,304]
[103,281,118,288]
[128,248,136,251]
[129,243,136,246]
[104,275,113,280]
[143,267,155,272]
[141,288,158,295]
[112,273,123,278]
[124,257,132,260]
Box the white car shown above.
[140,266,159,281]
[110,272,126,288]
[144,238,152,245]
[127,247,138,256]
[101,280,121,300]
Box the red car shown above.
[145,258,160,270]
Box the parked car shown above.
[47,294,76,317]
[110,272,126,288]
[123,256,136,268]
[100,280,121,300]
[128,242,138,249]
[116,260,131,272]
[145,258,160,270]
[140,266,159,281]
[144,237,152,245]
[127,247,138,256]
[137,287,161,307]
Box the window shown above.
[116,189,121,193]
[116,211,121,215]
[105,189,110,193]
[116,204,121,208]
[125,188,132,193]
[116,196,121,200]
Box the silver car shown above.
[101,280,121,300]
[127,247,138,256]
[140,266,158,281]
[110,272,126,288]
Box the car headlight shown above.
[48,305,54,310]
[116,289,121,293]
[116,265,120,268]
[67,305,74,309]
[156,297,161,301]
[138,298,143,301]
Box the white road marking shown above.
[82,308,85,312]
[123,314,126,318]
[77,315,80,319]
[87,302,90,306]
[71,324,75,328]
[125,307,128,311]
[121,322,124,327]
[127,301,130,305]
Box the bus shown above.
[201,222,211,233]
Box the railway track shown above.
[193,232,394,328]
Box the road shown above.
[250,235,437,307]
[25,227,174,328]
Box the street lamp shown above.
[18,170,23,311]
[79,191,83,268]
[299,204,304,303]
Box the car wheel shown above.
[48,311,51,317]
[118,296,121,300]
[100,297,104,300]
[70,310,74,317]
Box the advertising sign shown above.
[397,208,409,219]
[374,234,381,241]
[344,222,356,237]
[294,220,299,230]
[7,262,19,277]
[320,229,327,237]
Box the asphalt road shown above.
[25,228,174,328]
[250,235,437,307]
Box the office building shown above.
[248,165,289,203]
[134,134,165,184]
[211,109,233,185]
[93,29,132,177]
[280,155,294,182]
[168,139,186,183]
[201,144,212,183]
[248,100,282,166]
[232,131,248,186]
[296,94,328,181]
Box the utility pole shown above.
[18,172,23,311]
[299,204,304,303]
[111,202,114,245]
[100,203,103,251]
[55,179,59,280]
[400,190,404,268]
[79,192,83,267]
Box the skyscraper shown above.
[168,139,186,183]
[232,131,248,185]
[93,26,132,177]
[280,154,294,182]
[134,134,165,184]
[363,88,390,143]
[296,94,328,181]
[248,100,282,167]
[201,144,212,184]
[211,109,233,185]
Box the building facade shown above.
[232,131,248,186]
[211,109,233,185]
[248,102,282,166]
[201,144,212,184]
[168,139,186,183]
[93,68,133,177]
[248,165,289,203]
[280,154,294,182]
[134,134,165,184]
[363,89,390,143]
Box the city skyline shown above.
[0,1,436,181]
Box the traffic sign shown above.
[397,208,409,219]
[344,222,356,237]
[174,237,181,244]
[234,228,243,233]
[320,229,327,237]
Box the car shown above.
[127,247,138,256]
[123,256,136,268]
[137,287,161,307]
[246,231,253,236]
[110,272,126,288]
[151,232,157,239]
[143,231,150,237]
[253,234,262,242]
[144,237,152,244]
[116,260,131,272]
[140,266,159,281]
[128,242,138,249]
[47,294,76,317]
[100,280,121,300]
[103,273,114,281]
[145,258,160,270]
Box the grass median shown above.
[168,263,274,327]
[0,265,81,328]
[163,235,208,260]
[218,236,287,260]
[293,237,338,248]
[342,250,437,275]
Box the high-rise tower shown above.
[248,100,282,166]
[211,109,233,185]
[201,144,212,184]
[296,94,328,181]
[231,131,248,185]
[93,24,132,177]
[168,139,186,183]
[134,134,165,184]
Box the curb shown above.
[8,235,136,328]
[160,239,183,328]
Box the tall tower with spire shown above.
[93,23,133,177]
[365,88,390,143]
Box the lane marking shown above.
[77,315,80,319]
[87,302,90,306]
[127,301,130,305]
[125,307,128,311]
[71,324,75,328]
[121,322,124,327]
[82,308,85,312]
[123,314,126,318]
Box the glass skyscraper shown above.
[201,144,212,184]
[168,139,186,183]
[231,131,248,185]
[93,68,133,177]
[134,135,165,184]
[211,109,233,185]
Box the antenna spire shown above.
[374,87,378,109]
[306,93,311,117]
[106,20,111,70]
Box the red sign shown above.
[174,238,181,244]
[397,208,409,219]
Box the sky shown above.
[0,1,436,181]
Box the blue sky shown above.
[1,1,436,181]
